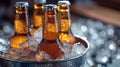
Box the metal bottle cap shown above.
[15,2,29,7]
[34,0,46,4]
[58,0,71,6]
[44,4,57,10]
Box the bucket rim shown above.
[0,36,90,63]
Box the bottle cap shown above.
[44,4,57,10]
[15,2,29,7]
[58,0,71,6]
[34,0,46,4]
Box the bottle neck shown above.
[58,4,70,19]
[15,5,29,22]
[33,3,44,28]
[34,3,44,14]
[15,13,27,20]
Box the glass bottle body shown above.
[11,2,29,49]
[37,4,64,59]
[58,1,72,43]
[43,5,59,41]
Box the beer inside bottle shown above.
[11,2,29,48]
[43,4,59,41]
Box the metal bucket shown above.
[0,36,90,67]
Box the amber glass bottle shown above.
[10,2,29,49]
[58,0,71,32]
[57,1,72,43]
[37,4,64,59]
[43,4,59,41]
[30,0,46,37]
[33,0,46,29]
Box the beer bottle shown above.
[33,0,46,29]
[30,0,46,37]
[10,2,29,49]
[57,0,72,43]
[43,4,59,41]
[37,4,64,59]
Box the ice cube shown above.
[99,31,107,39]
[106,25,115,37]
[104,40,117,52]
[35,51,52,61]
[56,51,77,60]
[29,45,38,52]
[95,49,111,64]
[64,51,77,59]
[30,28,43,43]
[86,57,95,67]
[28,28,43,51]
[90,33,98,40]
[0,42,9,53]
[108,60,120,67]
[19,48,31,57]
[20,40,29,48]
[115,53,120,60]
[88,28,97,35]
[0,51,6,58]
[80,25,88,35]
[96,56,109,64]
[72,42,86,55]
[58,42,86,60]
[6,48,31,60]
[20,36,40,51]
[33,29,42,38]
[83,61,92,67]
[71,24,83,37]
[59,43,71,54]
[97,64,103,67]
[5,49,21,60]
[95,37,105,46]
[114,48,120,60]
[0,38,10,47]
[56,55,65,61]
[28,37,40,51]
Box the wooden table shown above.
[71,4,120,27]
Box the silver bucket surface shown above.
[0,36,90,67]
